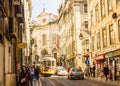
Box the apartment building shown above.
[88,0,120,80]
[58,0,88,69]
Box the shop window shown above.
[115,58,120,80]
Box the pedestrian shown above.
[93,65,96,77]
[109,67,113,80]
[35,66,40,80]
[34,66,40,86]
[26,67,32,86]
[90,66,93,77]
[19,66,29,86]
[103,63,109,81]
[30,67,35,80]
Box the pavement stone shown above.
[85,77,120,86]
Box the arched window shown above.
[41,49,48,56]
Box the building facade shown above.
[0,0,25,86]
[88,0,120,80]
[58,0,88,70]
[31,10,59,65]
[23,0,32,66]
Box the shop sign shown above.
[18,43,27,48]
[113,50,120,57]
[106,52,113,58]
[94,54,105,60]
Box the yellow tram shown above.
[40,55,56,76]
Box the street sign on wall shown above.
[18,43,27,48]
[85,60,90,65]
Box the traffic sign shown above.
[85,60,90,65]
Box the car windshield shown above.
[60,68,66,71]
[72,68,82,72]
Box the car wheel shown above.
[70,77,72,80]
[82,77,84,80]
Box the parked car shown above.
[68,68,84,80]
[56,66,64,74]
[57,68,68,76]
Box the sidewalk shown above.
[39,78,42,86]
[85,77,120,86]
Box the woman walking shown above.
[19,66,29,86]
[103,63,109,81]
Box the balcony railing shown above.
[13,0,20,6]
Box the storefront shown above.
[113,49,120,80]
[105,49,120,80]
[94,54,106,77]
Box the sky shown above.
[31,0,61,19]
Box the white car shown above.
[57,68,68,76]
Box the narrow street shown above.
[1,0,120,86]
[40,75,116,86]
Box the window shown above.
[42,34,46,45]
[118,20,120,41]
[52,34,56,44]
[102,28,107,48]
[101,0,106,17]
[109,24,114,45]
[85,21,88,28]
[84,4,88,13]
[108,0,113,12]
[117,0,120,3]
[97,32,101,50]
[42,18,46,23]
[95,5,99,23]
[92,36,95,51]
[91,11,94,25]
